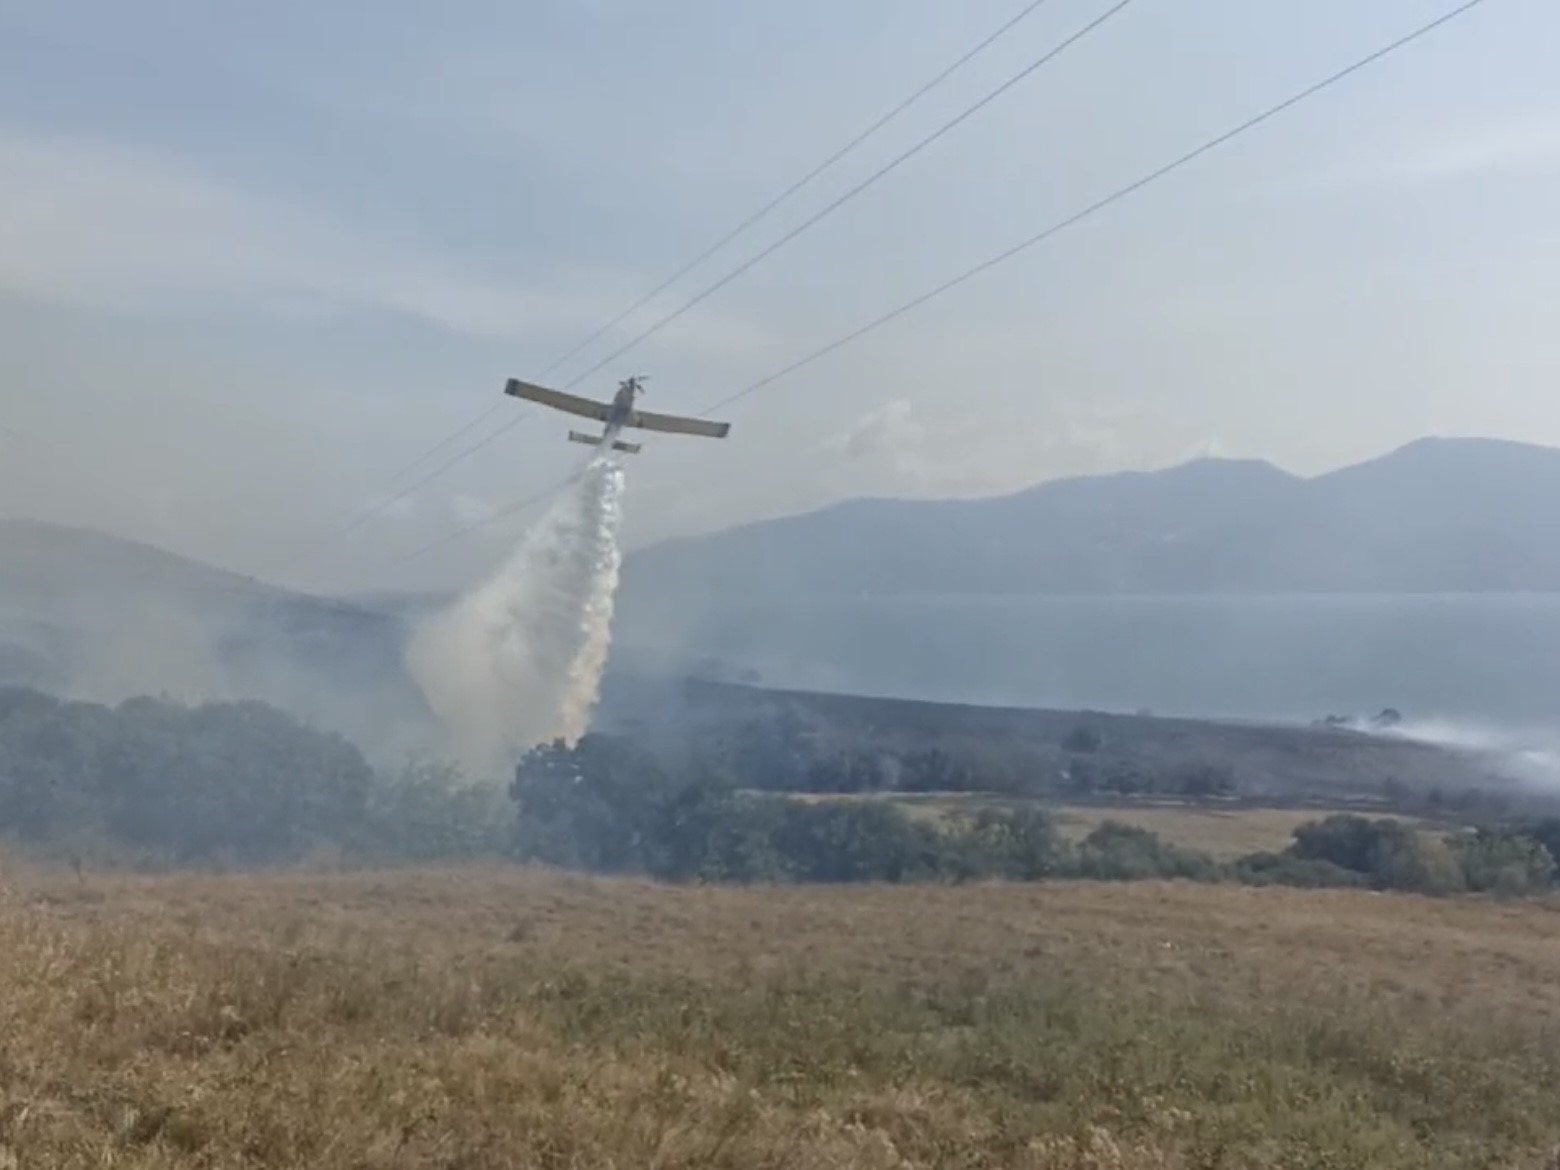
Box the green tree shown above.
[368,757,512,863]
[1173,762,1236,799]
[1063,724,1104,754]
[1073,821,1219,882]
[1452,829,1556,895]
[956,806,1065,880]
[0,688,379,866]
[1288,814,1465,894]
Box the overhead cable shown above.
[376,0,1490,570]
[259,0,1071,576]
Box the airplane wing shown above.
[505,379,611,423]
[630,409,731,439]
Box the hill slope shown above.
[0,520,426,747]
[621,437,1560,601]
[595,674,1531,807]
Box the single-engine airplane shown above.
[504,375,730,455]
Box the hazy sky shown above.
[0,0,1555,593]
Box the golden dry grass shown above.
[1052,804,1431,860]
[2,863,1559,1167]
[793,793,1431,859]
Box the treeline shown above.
[680,707,1242,800]
[5,685,1557,899]
[648,701,1522,821]
[514,735,1560,896]
[0,687,508,867]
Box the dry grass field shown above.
[1050,804,1433,860]
[799,793,1432,860]
[2,864,1559,1169]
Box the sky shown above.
[0,0,1555,594]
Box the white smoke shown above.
[1381,718,1560,790]
[406,453,626,779]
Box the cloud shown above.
[815,398,1000,496]
[0,126,774,356]
[830,398,924,464]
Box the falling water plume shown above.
[407,453,626,778]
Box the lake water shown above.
[613,594,1560,730]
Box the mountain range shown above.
[619,436,1560,603]
[4,435,1559,736]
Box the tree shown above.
[1291,815,1400,874]
[1173,762,1236,799]
[0,688,380,866]
[958,806,1064,880]
[1064,757,1099,795]
[772,799,948,883]
[1063,724,1104,755]
[1288,814,1465,894]
[1452,829,1556,896]
[1374,833,1465,896]
[1102,764,1147,797]
[1232,850,1361,889]
[1073,821,1219,882]
[368,758,512,862]
[510,735,660,872]
[1513,818,1560,882]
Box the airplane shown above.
[503,374,730,455]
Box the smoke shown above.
[1379,718,1560,790]
[406,453,627,779]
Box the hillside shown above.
[9,434,1560,747]
[594,675,1538,810]
[0,520,426,747]
[620,437,1560,601]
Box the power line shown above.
[375,0,1490,572]
[365,0,1137,567]
[259,0,1066,579]
[378,402,509,480]
[541,0,1063,380]
[379,468,586,571]
[255,402,518,579]
[559,0,1140,391]
[699,0,1493,417]
[264,411,538,578]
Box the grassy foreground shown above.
[2,867,1560,1168]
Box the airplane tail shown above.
[569,430,641,455]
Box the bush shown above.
[1231,851,1363,889]
[1172,761,1236,798]
[1062,724,1104,754]
[1275,814,1560,897]
[0,688,377,866]
[1451,828,1556,896]
[509,735,1065,885]
[1071,821,1221,883]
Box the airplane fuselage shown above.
[502,373,729,454]
[601,378,642,439]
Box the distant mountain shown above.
[0,520,428,751]
[9,435,1560,745]
[621,438,1560,603]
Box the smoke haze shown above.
[1381,718,1560,792]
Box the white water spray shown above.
[407,454,626,778]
